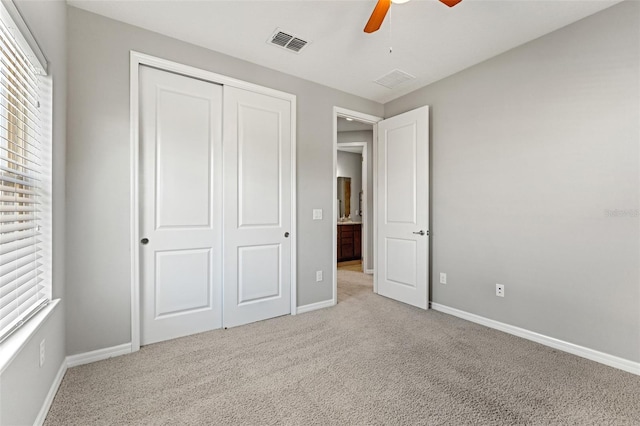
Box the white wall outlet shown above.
[313,209,322,220]
[316,270,323,282]
[440,272,447,284]
[496,284,505,297]
[39,339,45,367]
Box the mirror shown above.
[337,177,351,218]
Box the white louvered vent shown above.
[268,29,310,54]
[374,69,416,89]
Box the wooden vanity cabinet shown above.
[337,223,362,262]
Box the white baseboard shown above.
[34,359,67,426]
[66,342,132,368]
[431,303,640,376]
[365,269,374,275]
[297,299,335,314]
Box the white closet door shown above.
[376,106,429,309]
[139,66,223,345]
[223,86,292,328]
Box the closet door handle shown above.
[140,238,149,245]
[284,232,290,238]
[413,230,425,236]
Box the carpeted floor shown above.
[45,270,640,425]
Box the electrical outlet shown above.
[313,209,322,220]
[39,339,45,367]
[496,284,505,297]
[316,270,323,282]
[440,272,447,284]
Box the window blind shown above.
[0,3,47,343]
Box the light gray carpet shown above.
[46,270,640,425]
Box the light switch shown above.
[313,209,322,220]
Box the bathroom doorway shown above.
[337,144,366,272]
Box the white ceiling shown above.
[337,117,374,132]
[68,0,621,103]
[337,146,364,154]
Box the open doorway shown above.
[332,107,382,305]
[337,141,367,272]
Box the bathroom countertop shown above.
[337,221,362,225]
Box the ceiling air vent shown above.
[374,69,416,89]
[268,29,310,54]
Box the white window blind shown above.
[0,1,48,343]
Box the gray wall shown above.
[337,151,362,222]
[0,0,67,424]
[338,130,374,270]
[385,1,640,362]
[0,305,65,425]
[66,7,383,355]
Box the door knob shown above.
[284,232,290,238]
[140,238,149,245]
[413,230,425,236]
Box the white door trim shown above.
[336,142,368,272]
[332,107,382,305]
[130,51,297,352]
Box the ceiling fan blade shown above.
[439,0,462,7]
[364,0,391,33]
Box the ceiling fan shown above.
[364,0,462,33]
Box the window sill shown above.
[0,299,60,375]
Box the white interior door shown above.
[139,66,222,345]
[223,86,293,328]
[376,106,429,309]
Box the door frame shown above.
[130,51,298,352]
[336,142,368,270]
[332,107,382,304]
